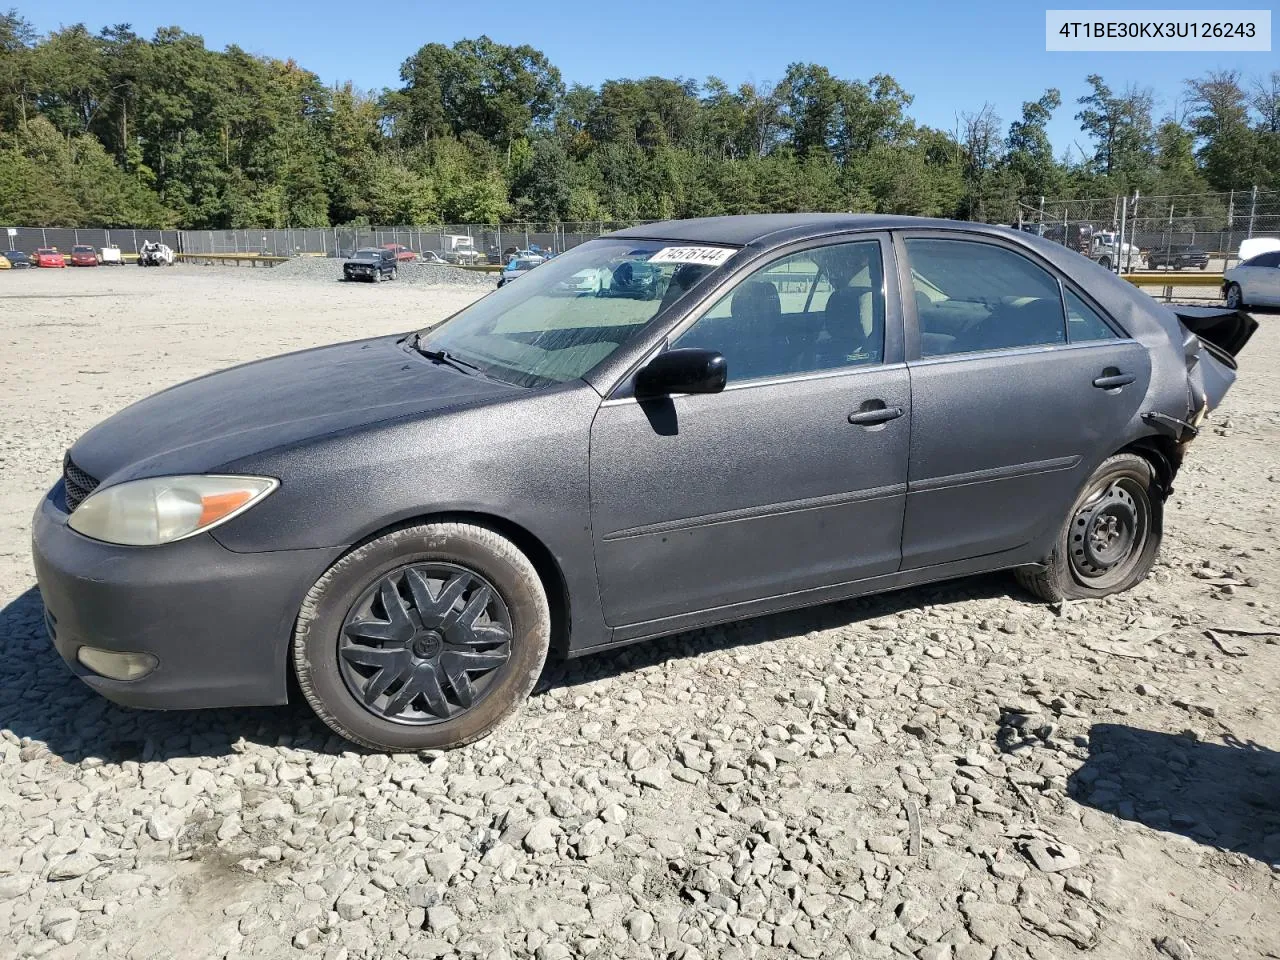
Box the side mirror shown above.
[634,348,727,399]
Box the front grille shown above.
[63,457,99,512]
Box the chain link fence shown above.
[4,227,181,256]
[1017,187,1280,272]
[175,222,650,262]
[12,198,1278,271]
[2,222,652,262]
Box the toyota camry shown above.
[33,215,1254,751]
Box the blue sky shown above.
[22,0,1276,157]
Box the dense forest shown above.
[0,13,1277,229]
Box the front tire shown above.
[293,522,550,752]
[1225,283,1245,309]
[1016,453,1162,602]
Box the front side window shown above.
[907,239,1066,357]
[418,238,729,387]
[673,240,885,384]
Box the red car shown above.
[35,247,66,268]
[381,243,418,263]
[70,245,99,266]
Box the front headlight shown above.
[67,475,278,546]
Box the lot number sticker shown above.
[649,246,736,266]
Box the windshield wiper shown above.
[410,334,481,375]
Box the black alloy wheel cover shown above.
[338,563,513,725]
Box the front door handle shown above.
[1093,371,1136,389]
[848,403,904,426]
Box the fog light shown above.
[76,646,158,681]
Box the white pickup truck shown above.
[440,235,484,265]
[1089,230,1142,272]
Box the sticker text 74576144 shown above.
[648,246,736,267]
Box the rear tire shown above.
[293,522,550,752]
[1015,453,1162,603]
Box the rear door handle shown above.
[848,404,904,426]
[1093,372,1136,389]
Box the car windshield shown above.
[418,237,733,387]
[74,246,93,253]
[354,249,382,258]
[38,248,55,254]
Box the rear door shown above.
[898,232,1150,569]
[589,234,911,629]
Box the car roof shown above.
[609,213,1003,248]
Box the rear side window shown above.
[1242,252,1280,268]
[1064,289,1118,342]
[906,239,1066,357]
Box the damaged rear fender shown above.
[1170,305,1257,414]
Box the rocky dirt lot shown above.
[0,266,1276,960]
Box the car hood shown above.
[69,335,524,485]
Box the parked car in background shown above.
[601,257,665,299]
[441,235,484,264]
[344,248,397,282]
[419,251,446,264]
[0,254,10,270]
[497,256,542,287]
[137,241,175,266]
[381,244,418,263]
[35,248,65,268]
[99,245,123,266]
[31,215,1257,752]
[3,250,32,269]
[70,245,100,266]
[1223,250,1280,308]
[1145,245,1209,270]
[553,267,606,296]
[1237,237,1280,264]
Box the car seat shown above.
[728,280,783,379]
[967,298,1065,352]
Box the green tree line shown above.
[1,14,1277,229]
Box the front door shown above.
[589,236,911,629]
[899,233,1151,569]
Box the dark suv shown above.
[1146,245,1210,270]
[343,248,397,282]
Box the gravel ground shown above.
[0,266,1277,960]
[266,256,498,288]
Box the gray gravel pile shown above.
[267,257,496,288]
[1,548,1277,959]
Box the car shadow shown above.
[0,587,325,764]
[1066,723,1280,865]
[1,572,1026,765]
[534,572,1022,695]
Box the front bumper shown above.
[32,484,340,710]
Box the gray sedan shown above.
[32,215,1254,751]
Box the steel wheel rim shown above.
[338,562,513,725]
[1068,477,1149,588]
